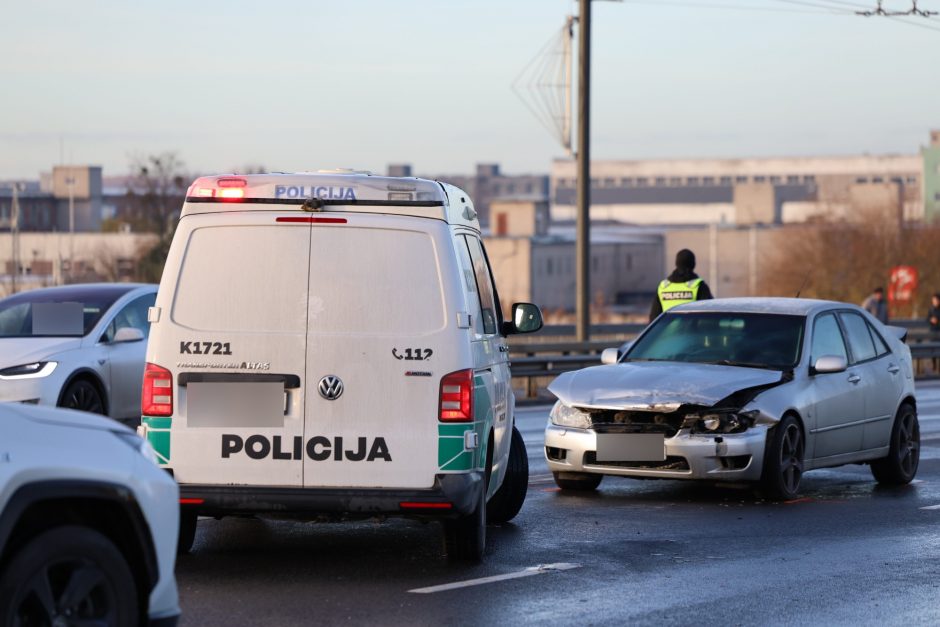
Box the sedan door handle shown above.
[848,374,861,384]
[887,364,901,374]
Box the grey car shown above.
[0,283,157,426]
[545,298,918,500]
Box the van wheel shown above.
[871,403,919,485]
[442,480,486,561]
[487,426,529,524]
[178,510,198,555]
[0,525,138,627]
[553,471,602,491]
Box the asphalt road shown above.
[176,382,940,626]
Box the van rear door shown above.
[166,212,309,487]
[302,215,459,489]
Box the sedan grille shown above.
[589,410,685,438]
[584,452,690,471]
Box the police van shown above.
[140,171,543,560]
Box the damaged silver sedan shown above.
[545,298,919,500]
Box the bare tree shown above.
[125,152,188,235]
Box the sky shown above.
[1,0,938,179]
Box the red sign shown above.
[889,265,919,303]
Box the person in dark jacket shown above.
[928,293,940,372]
[649,249,713,322]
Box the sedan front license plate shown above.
[596,434,666,462]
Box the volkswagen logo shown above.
[318,375,344,401]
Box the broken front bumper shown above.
[544,423,770,481]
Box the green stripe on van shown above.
[143,417,171,465]
[437,375,493,472]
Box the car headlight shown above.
[550,401,593,429]
[685,410,759,434]
[112,430,160,466]
[0,361,57,379]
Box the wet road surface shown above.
[175,381,940,625]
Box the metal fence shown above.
[509,320,940,400]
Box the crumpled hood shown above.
[0,337,83,370]
[548,361,783,411]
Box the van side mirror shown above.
[504,302,543,335]
[112,327,145,343]
[812,354,847,374]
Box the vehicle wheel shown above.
[552,471,603,491]
[487,426,529,524]
[0,525,138,627]
[761,415,805,500]
[442,479,486,561]
[178,509,198,555]
[60,379,105,415]
[871,403,920,485]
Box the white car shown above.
[0,402,180,626]
[546,298,918,499]
[0,283,157,426]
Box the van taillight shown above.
[439,369,473,422]
[142,363,173,416]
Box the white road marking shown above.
[919,504,940,510]
[408,562,581,594]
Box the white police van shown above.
[140,171,542,560]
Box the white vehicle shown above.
[0,283,158,426]
[141,172,543,560]
[0,403,180,626]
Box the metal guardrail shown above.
[510,320,940,399]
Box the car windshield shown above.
[0,291,122,338]
[625,311,806,370]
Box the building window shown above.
[855,177,868,184]
[702,177,715,186]
[754,176,766,183]
[769,175,782,184]
[687,176,700,186]
[620,177,634,187]
[720,176,732,186]
[787,175,800,184]
[603,177,615,188]
[636,177,648,186]
[655,177,666,186]
[803,175,816,183]
[872,177,883,184]
[669,177,682,186]
[506,182,516,194]
[735,175,749,183]
[906,176,918,185]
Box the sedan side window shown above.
[810,313,848,365]
[839,312,877,363]
[867,322,890,357]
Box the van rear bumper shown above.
[178,472,483,518]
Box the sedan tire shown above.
[871,403,919,485]
[553,471,603,492]
[760,415,804,501]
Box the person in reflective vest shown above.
[649,249,713,322]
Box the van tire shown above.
[486,426,529,524]
[442,481,486,561]
[178,510,198,555]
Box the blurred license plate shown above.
[596,434,665,462]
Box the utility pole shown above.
[11,184,20,294]
[575,0,591,341]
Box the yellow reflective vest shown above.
[657,278,703,312]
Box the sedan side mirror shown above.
[601,348,620,365]
[813,354,847,374]
[503,302,543,335]
[112,327,145,343]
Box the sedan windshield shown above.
[625,312,805,370]
[0,291,122,338]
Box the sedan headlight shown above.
[112,430,160,466]
[0,361,57,379]
[550,401,593,429]
[685,410,759,435]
